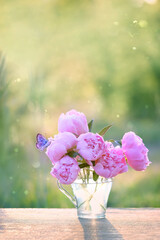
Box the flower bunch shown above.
[36,109,151,184]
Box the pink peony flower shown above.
[77,132,105,165]
[122,131,151,171]
[58,109,89,136]
[50,156,80,184]
[46,132,77,164]
[93,142,128,178]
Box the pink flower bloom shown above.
[122,131,151,171]
[50,156,80,184]
[77,132,105,165]
[58,109,89,136]
[46,132,77,164]
[94,142,128,178]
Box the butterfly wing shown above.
[36,133,50,151]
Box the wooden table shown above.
[0,208,159,240]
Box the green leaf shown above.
[98,124,112,136]
[116,140,122,146]
[113,140,122,146]
[91,161,95,166]
[79,163,90,168]
[88,119,94,132]
[68,151,79,158]
[108,139,115,143]
[108,139,122,146]
[93,171,99,181]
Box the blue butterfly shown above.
[36,133,51,151]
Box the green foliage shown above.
[68,151,79,158]
[88,120,94,132]
[79,163,90,169]
[93,171,99,182]
[98,125,112,137]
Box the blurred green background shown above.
[0,0,160,208]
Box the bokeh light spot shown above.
[113,21,119,26]
[14,148,19,153]
[24,190,29,195]
[139,20,148,28]
[32,161,40,168]
[133,20,138,24]
[144,0,157,4]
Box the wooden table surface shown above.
[0,208,160,240]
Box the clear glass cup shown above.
[57,177,112,219]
